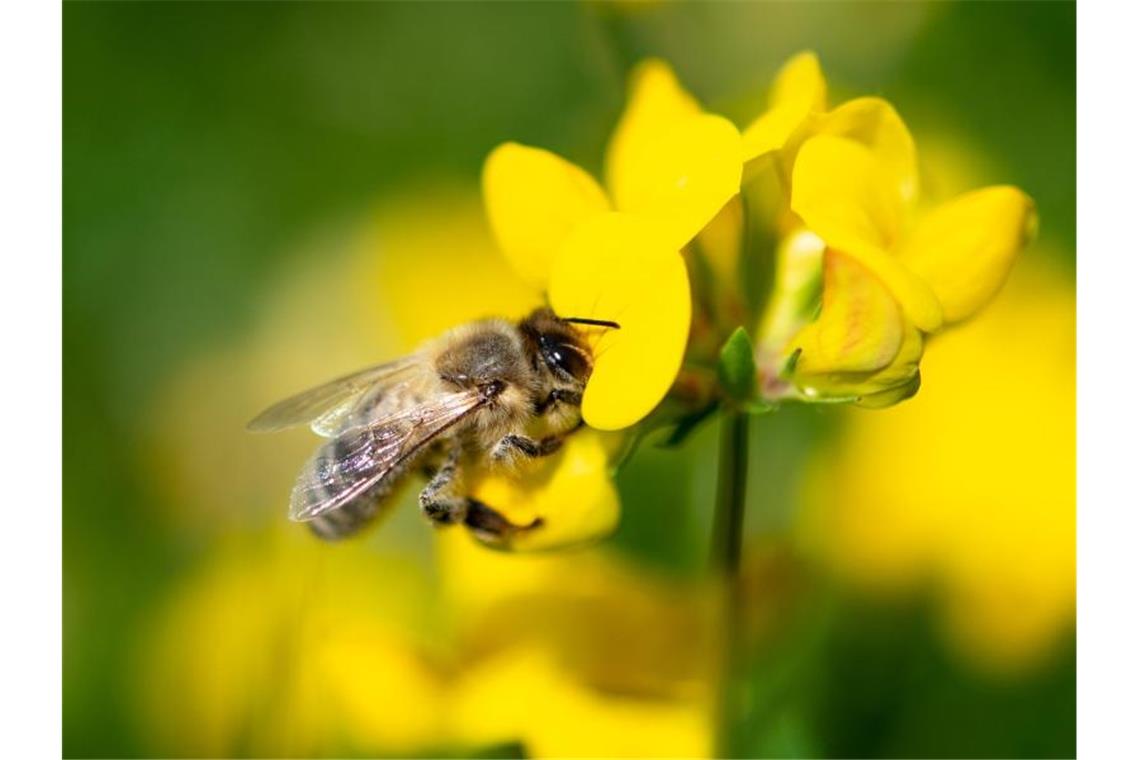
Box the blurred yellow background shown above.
[65,2,1074,757]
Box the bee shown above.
[247,308,618,545]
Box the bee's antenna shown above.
[564,317,621,330]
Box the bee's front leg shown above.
[418,445,467,525]
[464,498,543,547]
[490,432,568,464]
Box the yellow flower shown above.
[134,531,445,757]
[746,52,1036,405]
[791,136,1033,331]
[137,526,715,757]
[436,530,715,756]
[483,59,743,431]
[783,136,1035,404]
[797,261,1074,674]
[741,50,917,210]
[468,427,622,552]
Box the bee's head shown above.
[519,308,616,388]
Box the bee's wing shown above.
[288,388,487,521]
[246,356,422,434]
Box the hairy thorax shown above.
[429,319,551,453]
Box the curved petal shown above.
[789,255,925,406]
[812,97,919,209]
[742,51,827,161]
[755,228,826,363]
[609,113,744,247]
[851,320,925,405]
[898,186,1036,324]
[855,361,921,408]
[791,135,943,332]
[483,142,610,288]
[791,250,905,378]
[605,58,703,197]
[549,213,692,430]
[467,429,622,551]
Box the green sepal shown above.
[717,326,758,403]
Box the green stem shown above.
[712,408,750,757]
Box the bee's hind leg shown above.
[418,446,467,525]
[463,499,543,547]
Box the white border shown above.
[0,1,62,756]
[1077,2,1140,757]
[0,0,1127,754]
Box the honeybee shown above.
[248,308,618,544]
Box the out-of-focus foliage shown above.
[65,2,1074,758]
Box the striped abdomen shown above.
[304,427,424,540]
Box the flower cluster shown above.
[482,59,744,430]
[486,51,1035,416]
[474,51,1035,548]
[749,53,1037,406]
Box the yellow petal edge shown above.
[549,213,691,430]
[791,135,943,332]
[605,58,703,198]
[483,142,610,289]
[742,50,827,162]
[610,113,744,249]
[899,186,1036,324]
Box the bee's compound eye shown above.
[550,342,588,379]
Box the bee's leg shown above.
[490,432,566,463]
[463,498,543,546]
[535,388,582,415]
[418,446,467,525]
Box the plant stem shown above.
[713,408,750,757]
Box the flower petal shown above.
[789,247,925,409]
[791,250,905,378]
[695,194,745,286]
[602,60,741,246]
[812,97,919,209]
[755,228,826,364]
[791,135,943,332]
[468,429,621,551]
[608,114,743,248]
[741,51,827,161]
[605,58,702,195]
[898,186,1036,324]
[483,142,610,288]
[549,213,692,430]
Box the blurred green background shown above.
[64,2,1075,758]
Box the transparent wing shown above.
[288,388,487,521]
[308,376,416,438]
[246,356,421,433]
